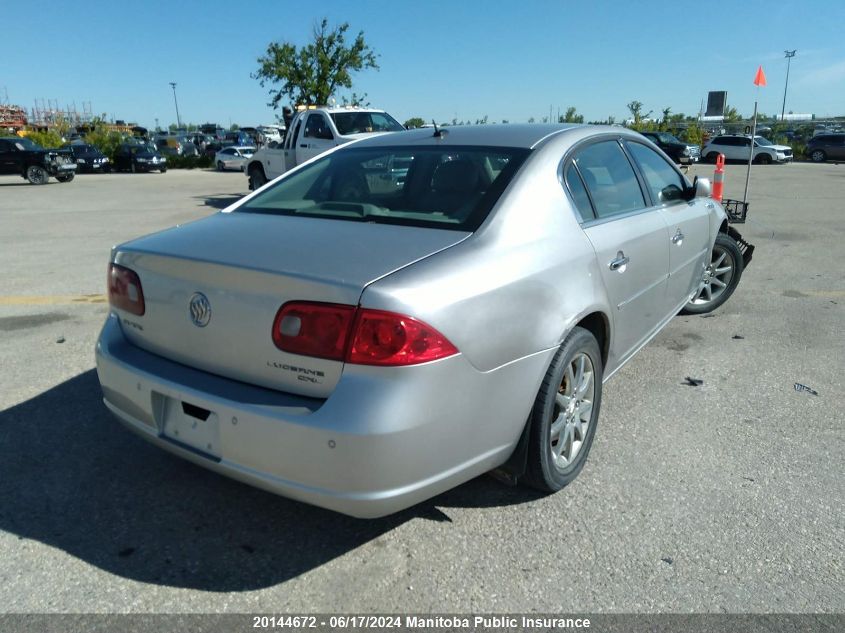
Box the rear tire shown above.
[56,172,75,183]
[524,327,603,493]
[810,149,826,163]
[680,232,744,315]
[26,165,49,185]
[217,161,225,171]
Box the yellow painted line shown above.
[0,294,107,305]
[803,290,845,298]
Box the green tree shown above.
[723,106,742,122]
[403,117,426,129]
[560,106,584,123]
[230,124,239,131]
[253,18,379,109]
[626,100,653,129]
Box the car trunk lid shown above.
[112,212,469,397]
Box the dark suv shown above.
[0,136,77,184]
[807,134,845,162]
[113,143,167,173]
[65,143,111,173]
[640,131,699,165]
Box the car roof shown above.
[348,123,591,150]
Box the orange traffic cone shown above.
[712,154,725,203]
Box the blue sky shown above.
[3,0,844,128]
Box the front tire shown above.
[810,149,826,163]
[524,327,603,492]
[756,153,772,165]
[248,164,267,189]
[56,172,75,183]
[705,152,719,164]
[26,165,49,185]
[217,161,225,171]
[680,233,744,315]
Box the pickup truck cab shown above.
[246,106,405,189]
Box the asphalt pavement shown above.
[0,163,842,614]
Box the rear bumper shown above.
[95,315,550,517]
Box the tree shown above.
[560,106,584,123]
[253,18,379,109]
[404,117,426,129]
[723,106,742,122]
[626,100,653,129]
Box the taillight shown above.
[108,263,145,316]
[347,309,458,366]
[272,302,355,361]
[271,303,459,366]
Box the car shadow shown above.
[0,370,540,591]
[195,193,246,209]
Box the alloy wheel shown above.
[549,352,595,469]
[690,244,735,306]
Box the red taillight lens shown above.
[108,263,145,316]
[272,302,355,361]
[347,309,458,366]
[271,303,459,366]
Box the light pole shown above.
[781,50,796,121]
[169,82,182,129]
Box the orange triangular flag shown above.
[753,66,767,86]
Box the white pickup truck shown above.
[245,106,406,189]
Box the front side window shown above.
[573,140,645,219]
[237,145,529,231]
[627,142,687,205]
[304,114,331,139]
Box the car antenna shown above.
[432,119,447,138]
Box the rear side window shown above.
[237,145,530,232]
[627,142,687,205]
[563,163,595,220]
[573,140,645,219]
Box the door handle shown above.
[672,229,684,245]
[609,251,630,272]
[300,144,308,148]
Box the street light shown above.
[169,82,182,129]
[781,50,797,121]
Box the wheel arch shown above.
[495,310,610,484]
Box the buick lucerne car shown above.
[215,145,256,171]
[96,124,751,517]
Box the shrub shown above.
[24,130,64,149]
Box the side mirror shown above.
[691,176,711,199]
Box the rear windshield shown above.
[238,145,530,231]
[331,112,405,135]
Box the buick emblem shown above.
[189,292,211,327]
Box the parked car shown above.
[112,143,167,173]
[214,146,255,171]
[96,124,752,518]
[65,143,110,173]
[702,134,793,164]
[0,136,76,184]
[807,133,845,162]
[640,131,699,164]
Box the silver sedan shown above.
[214,146,256,171]
[96,125,752,517]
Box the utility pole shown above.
[781,50,796,121]
[169,82,182,128]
